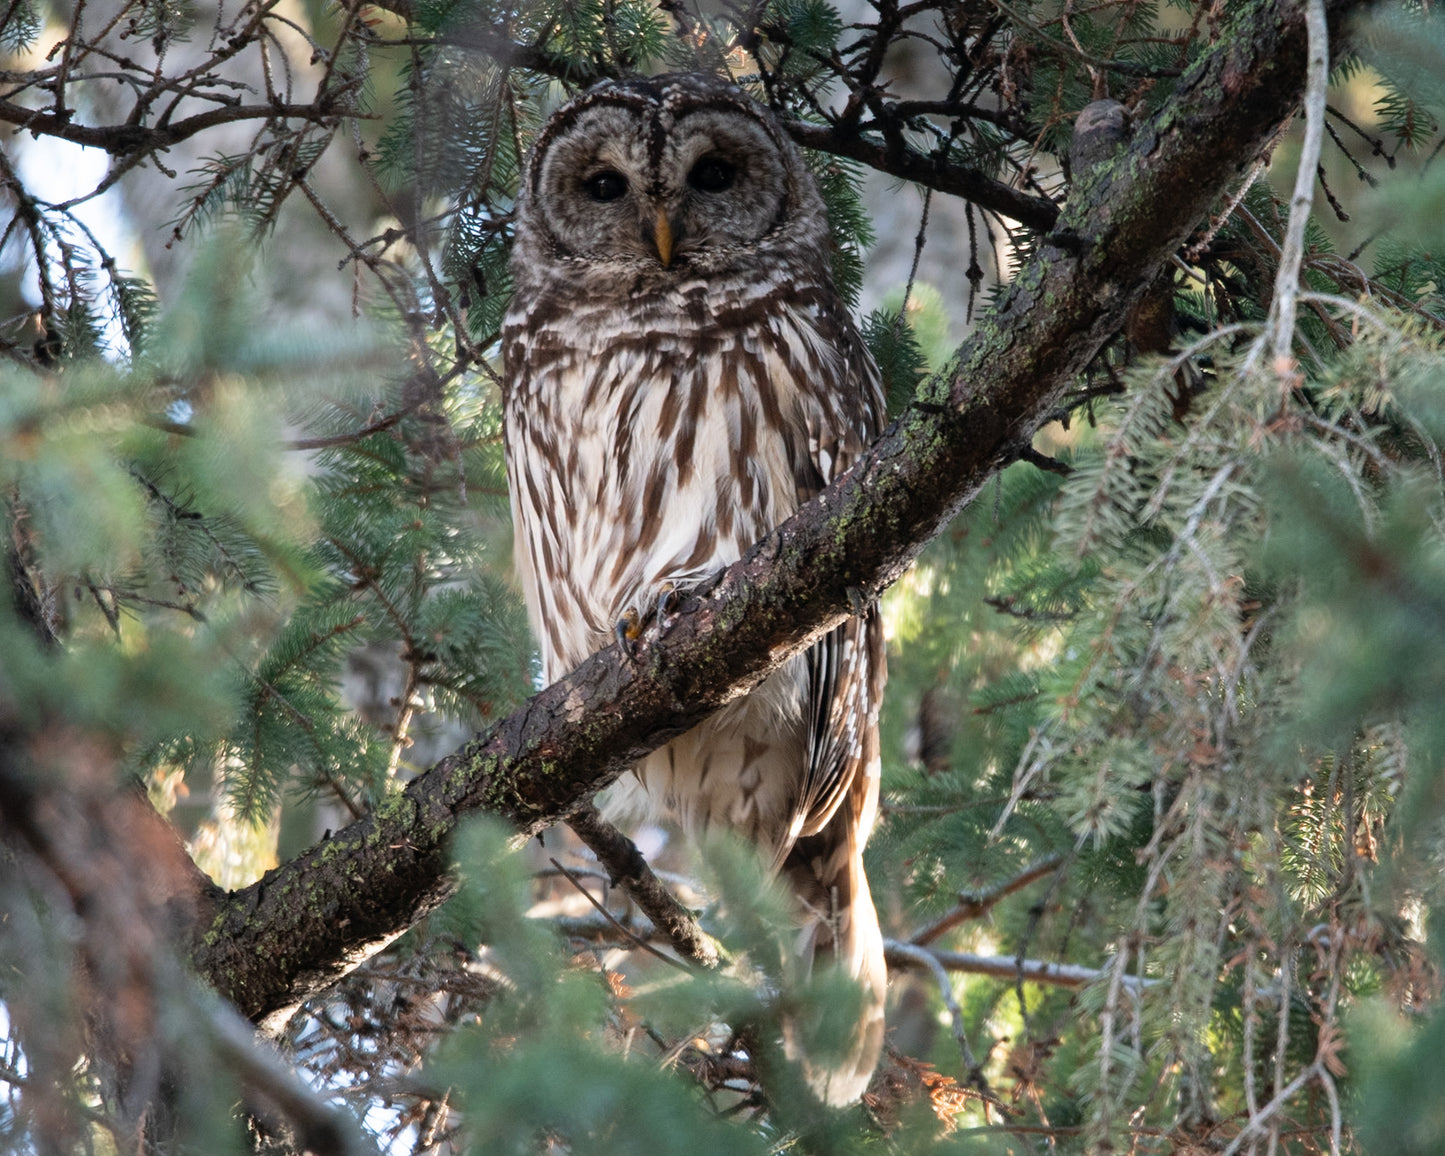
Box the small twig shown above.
[83,578,122,638]
[566,802,721,969]
[0,147,58,327]
[1218,1062,1322,1156]
[536,862,700,892]
[884,940,980,1073]
[909,855,1064,946]
[985,0,1182,78]
[883,940,1154,992]
[1015,445,1073,476]
[4,494,59,650]
[1326,101,1394,167]
[1185,156,1266,264]
[549,855,694,972]
[1267,0,1329,370]
[318,768,366,821]
[982,595,1074,624]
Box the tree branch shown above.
[0,96,350,155]
[908,855,1064,947]
[518,915,1152,994]
[883,941,981,1071]
[883,940,1153,992]
[785,120,1060,233]
[431,24,613,88]
[185,0,1363,1026]
[566,802,721,969]
[356,16,1061,230]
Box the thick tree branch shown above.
[188,0,1364,1026]
[0,736,369,1153]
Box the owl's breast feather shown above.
[503,293,844,672]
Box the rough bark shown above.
[187,0,1364,1025]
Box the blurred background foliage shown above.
[5,0,1445,1152]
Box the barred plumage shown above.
[501,72,887,1104]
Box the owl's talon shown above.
[615,583,687,657]
[615,607,644,657]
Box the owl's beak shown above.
[652,206,677,267]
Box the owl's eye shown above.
[687,156,735,193]
[583,170,629,202]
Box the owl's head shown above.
[512,73,829,282]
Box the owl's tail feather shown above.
[780,814,887,1107]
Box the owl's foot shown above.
[614,607,644,656]
[614,582,685,657]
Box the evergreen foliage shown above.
[6,0,1445,1153]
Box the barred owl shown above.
[501,72,887,1105]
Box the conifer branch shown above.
[784,121,1059,233]
[884,941,981,1071]
[566,802,721,969]
[358,4,1060,231]
[0,96,352,154]
[187,0,1365,1025]
[546,915,1149,993]
[908,856,1065,947]
[285,407,416,451]
[883,941,1153,992]
[1269,0,1331,370]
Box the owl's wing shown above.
[791,307,888,842]
[796,612,884,839]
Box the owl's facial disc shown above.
[665,110,788,264]
[532,96,790,271]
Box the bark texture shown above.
[188,0,1364,1024]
